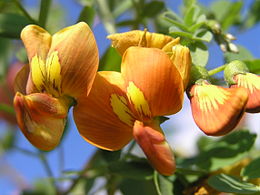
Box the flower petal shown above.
[133,120,176,176]
[169,44,191,89]
[232,73,260,113]
[13,92,70,151]
[73,71,133,151]
[49,22,99,98]
[21,25,51,63]
[121,47,184,117]
[107,30,177,55]
[189,82,248,136]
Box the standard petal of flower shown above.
[21,25,51,62]
[169,45,192,89]
[122,47,184,117]
[107,30,176,55]
[73,71,133,151]
[133,120,176,176]
[13,92,70,151]
[232,73,260,113]
[189,83,248,136]
[49,22,99,98]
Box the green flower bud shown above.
[189,65,210,86]
[224,60,249,85]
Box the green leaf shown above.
[208,174,260,194]
[182,130,256,171]
[119,178,157,195]
[77,6,95,27]
[224,45,254,63]
[99,47,121,71]
[169,30,193,40]
[154,172,173,195]
[0,13,31,39]
[109,160,153,180]
[1,130,15,150]
[210,0,242,30]
[184,5,202,26]
[194,29,213,42]
[0,37,11,78]
[189,41,208,66]
[142,1,165,18]
[241,157,260,180]
[244,59,260,74]
[100,149,121,163]
[244,0,260,28]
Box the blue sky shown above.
[0,0,259,194]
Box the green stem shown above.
[208,64,227,76]
[62,150,100,195]
[38,152,57,192]
[153,171,162,195]
[13,0,38,24]
[122,141,136,160]
[14,146,38,156]
[38,0,52,28]
[0,104,15,114]
[96,0,117,34]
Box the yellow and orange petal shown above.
[21,25,52,63]
[13,92,71,151]
[133,120,175,176]
[168,44,192,89]
[189,81,248,136]
[107,30,179,55]
[21,22,99,98]
[49,22,99,98]
[231,73,260,113]
[121,47,184,118]
[73,71,133,151]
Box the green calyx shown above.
[224,60,249,85]
[189,65,210,86]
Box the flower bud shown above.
[133,120,175,176]
[188,81,248,136]
[13,92,72,150]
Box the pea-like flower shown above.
[13,22,99,150]
[107,30,191,89]
[188,80,248,136]
[74,47,184,175]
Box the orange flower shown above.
[74,47,184,175]
[230,73,260,113]
[13,22,99,150]
[107,30,191,89]
[188,80,248,136]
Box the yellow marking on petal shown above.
[45,51,62,96]
[127,81,151,118]
[195,84,231,112]
[110,94,134,126]
[30,51,62,97]
[31,55,46,92]
[237,73,260,93]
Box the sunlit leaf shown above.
[244,59,260,74]
[208,174,260,194]
[189,41,208,66]
[78,6,95,27]
[99,47,121,72]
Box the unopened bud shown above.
[220,43,227,52]
[225,33,236,41]
[228,43,239,53]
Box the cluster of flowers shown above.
[10,22,259,176]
